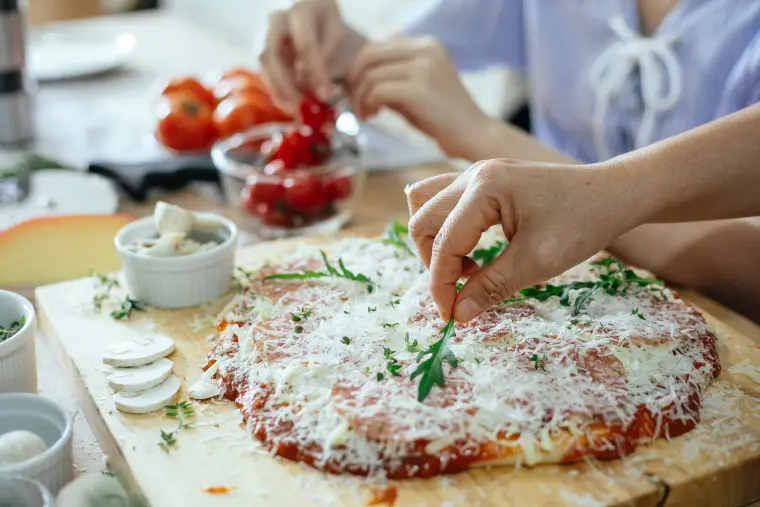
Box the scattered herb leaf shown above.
[530,353,548,372]
[376,372,384,381]
[158,400,194,453]
[382,218,413,255]
[110,297,147,320]
[341,336,351,345]
[631,308,646,320]
[368,306,377,313]
[404,333,420,353]
[382,322,399,330]
[263,250,374,292]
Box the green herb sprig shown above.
[411,318,459,402]
[382,218,414,255]
[404,333,420,353]
[471,240,507,266]
[530,353,548,372]
[501,256,664,316]
[110,297,147,320]
[158,400,194,453]
[383,347,402,377]
[0,315,25,343]
[263,250,374,293]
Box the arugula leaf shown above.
[341,336,351,345]
[410,318,459,402]
[471,240,507,266]
[382,218,414,255]
[263,250,374,292]
[631,308,646,320]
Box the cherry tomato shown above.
[303,129,332,166]
[263,159,288,175]
[299,93,335,132]
[241,175,286,210]
[221,67,261,82]
[269,127,311,169]
[156,91,217,151]
[284,173,327,214]
[325,175,353,200]
[214,95,266,138]
[253,203,293,227]
[213,76,268,103]
[161,77,216,108]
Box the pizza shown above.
[203,228,720,479]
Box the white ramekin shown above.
[0,290,37,393]
[114,212,238,308]
[0,393,74,496]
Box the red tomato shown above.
[299,93,335,132]
[269,127,330,168]
[213,76,268,103]
[253,203,293,227]
[155,91,217,151]
[263,159,288,175]
[325,175,353,200]
[161,77,215,108]
[241,175,286,210]
[284,174,327,214]
[221,67,261,82]
[214,95,265,138]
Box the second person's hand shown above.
[346,36,495,160]
[259,0,368,111]
[406,159,644,322]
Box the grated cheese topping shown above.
[205,236,719,478]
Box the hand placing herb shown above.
[411,318,459,402]
[264,250,375,293]
[158,400,194,453]
[110,297,147,320]
[0,315,25,343]
[382,218,414,255]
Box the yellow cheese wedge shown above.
[0,214,134,287]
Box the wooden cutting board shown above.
[35,238,760,507]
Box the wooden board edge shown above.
[35,289,151,507]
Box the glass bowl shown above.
[211,122,365,239]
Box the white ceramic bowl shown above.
[0,290,37,393]
[0,476,55,507]
[0,393,74,496]
[114,212,238,308]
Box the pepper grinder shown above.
[0,0,33,145]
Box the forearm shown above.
[614,103,760,224]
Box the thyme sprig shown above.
[158,400,194,453]
[0,315,25,344]
[110,297,147,320]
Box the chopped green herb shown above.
[471,240,507,266]
[110,297,147,320]
[0,315,25,343]
[530,354,548,372]
[263,250,374,292]
[291,307,313,322]
[386,294,401,308]
[376,372,384,381]
[158,400,194,453]
[474,357,482,365]
[341,336,351,345]
[294,325,304,334]
[368,306,377,313]
[570,319,580,325]
[631,308,646,320]
[382,322,399,330]
[382,218,414,255]
[387,362,402,377]
[404,333,420,353]
[411,318,459,402]
[383,346,395,358]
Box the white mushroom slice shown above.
[107,358,174,392]
[154,201,195,237]
[188,381,220,400]
[113,375,181,414]
[0,430,48,467]
[102,334,176,367]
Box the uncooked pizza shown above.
[204,224,720,478]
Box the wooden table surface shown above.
[14,7,760,507]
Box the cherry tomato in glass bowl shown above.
[284,173,327,214]
[156,91,217,151]
[161,77,216,108]
[211,122,363,239]
[324,175,353,201]
[241,174,286,209]
[299,93,336,132]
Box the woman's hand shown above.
[259,0,368,110]
[406,159,644,322]
[347,36,493,159]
